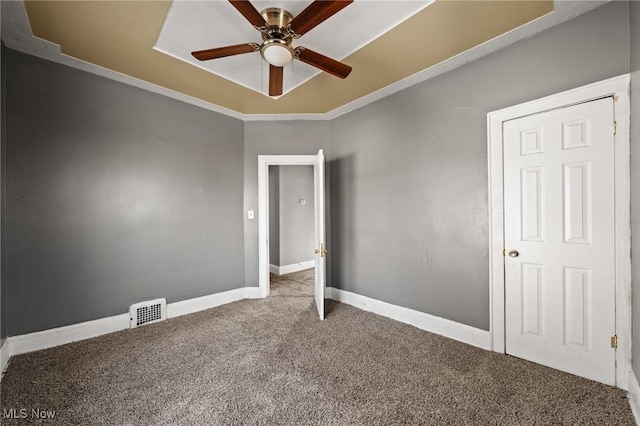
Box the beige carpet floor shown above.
[0,269,635,425]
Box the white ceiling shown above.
[154,0,432,97]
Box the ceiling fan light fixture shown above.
[191,1,355,97]
[260,39,294,67]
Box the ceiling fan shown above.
[191,0,354,97]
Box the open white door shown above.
[258,152,328,306]
[313,149,326,320]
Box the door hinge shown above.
[612,121,617,136]
[314,242,328,258]
[611,335,618,349]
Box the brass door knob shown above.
[508,250,519,258]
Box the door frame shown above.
[487,74,631,389]
[257,154,319,298]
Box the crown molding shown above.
[0,1,245,121]
[1,0,609,122]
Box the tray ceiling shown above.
[156,1,432,97]
[8,1,557,115]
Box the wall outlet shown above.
[248,210,254,220]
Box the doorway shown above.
[257,150,327,320]
[487,75,631,388]
[268,164,315,295]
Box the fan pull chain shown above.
[260,55,264,95]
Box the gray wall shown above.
[630,0,640,380]
[268,166,280,266]
[243,121,330,286]
[4,48,245,335]
[0,2,634,344]
[330,2,630,330]
[277,165,314,266]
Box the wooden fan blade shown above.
[269,65,283,97]
[228,0,267,28]
[295,48,352,79]
[289,1,353,37]
[191,43,258,61]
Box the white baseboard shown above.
[3,283,490,373]
[167,288,246,319]
[244,287,262,299]
[9,313,130,357]
[326,287,492,350]
[270,260,315,276]
[1,339,10,380]
[5,286,251,359]
[627,369,640,424]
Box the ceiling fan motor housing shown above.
[259,8,295,66]
[261,8,293,31]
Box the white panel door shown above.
[313,149,326,320]
[503,97,615,384]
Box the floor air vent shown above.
[129,298,167,328]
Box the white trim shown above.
[278,260,315,275]
[3,286,252,358]
[487,74,631,388]
[269,260,315,276]
[8,313,130,357]
[327,287,491,350]
[0,339,10,380]
[1,0,607,121]
[242,114,329,121]
[628,370,640,424]
[244,287,262,299]
[613,80,632,391]
[258,154,319,298]
[166,288,246,319]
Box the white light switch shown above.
[248,210,254,220]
